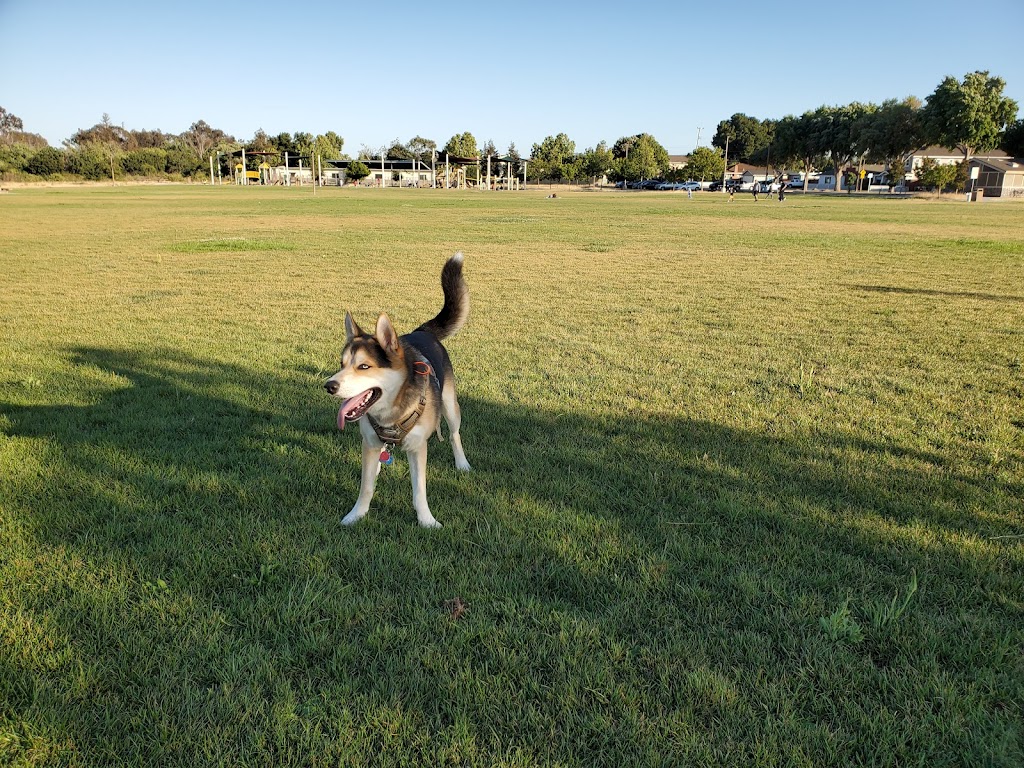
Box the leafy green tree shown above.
[407,136,436,163]
[999,119,1024,158]
[346,161,371,184]
[526,157,551,184]
[818,103,874,191]
[26,146,65,176]
[580,141,613,184]
[127,129,167,149]
[612,133,669,180]
[386,137,414,160]
[68,113,129,150]
[443,132,478,158]
[684,146,725,181]
[318,131,345,159]
[0,106,24,134]
[165,141,203,176]
[857,97,924,183]
[712,114,772,164]
[916,157,957,192]
[121,148,167,176]
[531,133,575,165]
[921,71,1018,164]
[505,143,522,177]
[0,142,33,175]
[774,109,829,191]
[65,144,110,180]
[180,120,233,162]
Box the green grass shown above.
[1,185,1022,766]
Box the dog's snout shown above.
[324,379,340,395]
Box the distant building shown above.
[905,146,1008,180]
[325,159,435,187]
[969,156,1024,199]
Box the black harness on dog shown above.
[367,359,437,446]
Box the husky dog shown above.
[324,253,471,528]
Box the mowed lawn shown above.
[1,185,1022,766]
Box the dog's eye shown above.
[357,363,371,370]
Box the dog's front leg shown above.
[342,439,381,525]
[407,443,441,528]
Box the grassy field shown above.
[1,185,1022,766]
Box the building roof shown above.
[326,159,432,171]
[913,145,1009,160]
[969,156,1024,174]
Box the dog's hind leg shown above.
[341,439,381,525]
[441,380,471,471]
[407,443,441,528]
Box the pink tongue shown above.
[337,390,372,430]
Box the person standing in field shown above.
[728,186,735,202]
[752,183,759,202]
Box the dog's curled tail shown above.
[416,252,469,341]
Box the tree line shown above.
[1,71,1020,187]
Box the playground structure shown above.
[209,149,528,190]
[217,149,318,186]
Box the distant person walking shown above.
[752,183,759,201]
[778,183,785,203]
[728,186,735,202]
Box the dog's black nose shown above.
[324,380,339,395]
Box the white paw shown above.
[455,459,472,472]
[418,516,442,529]
[341,509,366,526]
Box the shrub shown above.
[122,148,167,177]
[66,145,113,180]
[346,161,370,183]
[0,142,33,175]
[26,146,65,176]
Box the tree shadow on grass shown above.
[1,345,1021,766]
[845,283,1024,304]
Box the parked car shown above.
[679,181,701,191]
[708,180,740,192]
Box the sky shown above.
[2,0,1022,156]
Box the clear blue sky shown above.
[2,0,1022,155]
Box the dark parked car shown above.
[708,180,741,192]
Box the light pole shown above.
[722,134,730,192]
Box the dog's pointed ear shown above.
[375,313,400,354]
[345,312,362,344]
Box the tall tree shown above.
[774,109,829,192]
[443,132,479,158]
[712,114,772,164]
[580,141,613,185]
[180,120,232,161]
[684,146,725,182]
[531,133,576,165]
[0,106,24,133]
[858,97,925,184]
[67,113,129,150]
[818,103,874,191]
[386,137,414,160]
[407,136,436,164]
[611,133,670,180]
[0,107,47,148]
[920,71,1018,164]
[312,132,344,160]
[1001,119,1024,158]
